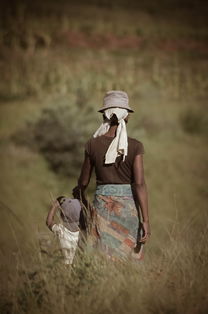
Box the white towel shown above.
[93,108,128,164]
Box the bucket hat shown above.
[57,197,81,232]
[98,90,134,113]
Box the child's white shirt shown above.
[52,223,79,264]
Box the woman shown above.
[74,90,150,262]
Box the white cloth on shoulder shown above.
[93,108,128,164]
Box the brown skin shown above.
[133,154,150,242]
[46,200,60,231]
[74,114,150,243]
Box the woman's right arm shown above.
[72,151,94,201]
[78,151,94,189]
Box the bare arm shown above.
[73,152,94,203]
[78,152,94,189]
[133,154,151,242]
[46,200,59,231]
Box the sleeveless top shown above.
[85,135,144,185]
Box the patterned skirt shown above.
[92,184,144,262]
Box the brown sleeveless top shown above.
[85,135,144,185]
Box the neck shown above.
[104,125,118,137]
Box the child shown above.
[46,196,82,265]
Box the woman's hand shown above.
[72,185,89,209]
[139,221,151,243]
[72,186,81,199]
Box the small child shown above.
[46,196,82,265]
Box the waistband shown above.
[95,184,133,197]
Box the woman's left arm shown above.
[133,154,151,242]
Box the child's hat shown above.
[57,197,81,232]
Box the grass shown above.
[0,1,208,313]
[1,216,207,314]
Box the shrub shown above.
[179,107,208,135]
[13,105,98,177]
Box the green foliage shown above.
[13,105,98,177]
[180,107,208,135]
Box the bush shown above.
[179,107,208,135]
[13,105,98,177]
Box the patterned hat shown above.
[57,197,81,232]
[98,90,134,113]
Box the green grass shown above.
[0,1,208,313]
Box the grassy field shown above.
[0,1,208,313]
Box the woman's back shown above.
[85,135,144,184]
[75,90,150,261]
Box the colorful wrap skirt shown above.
[92,184,144,262]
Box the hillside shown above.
[0,1,207,313]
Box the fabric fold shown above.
[93,108,128,164]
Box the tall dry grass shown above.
[0,213,207,314]
[0,2,208,313]
[0,1,207,101]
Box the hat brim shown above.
[98,106,134,113]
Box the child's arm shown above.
[46,200,59,231]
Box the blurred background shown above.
[0,0,208,312]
